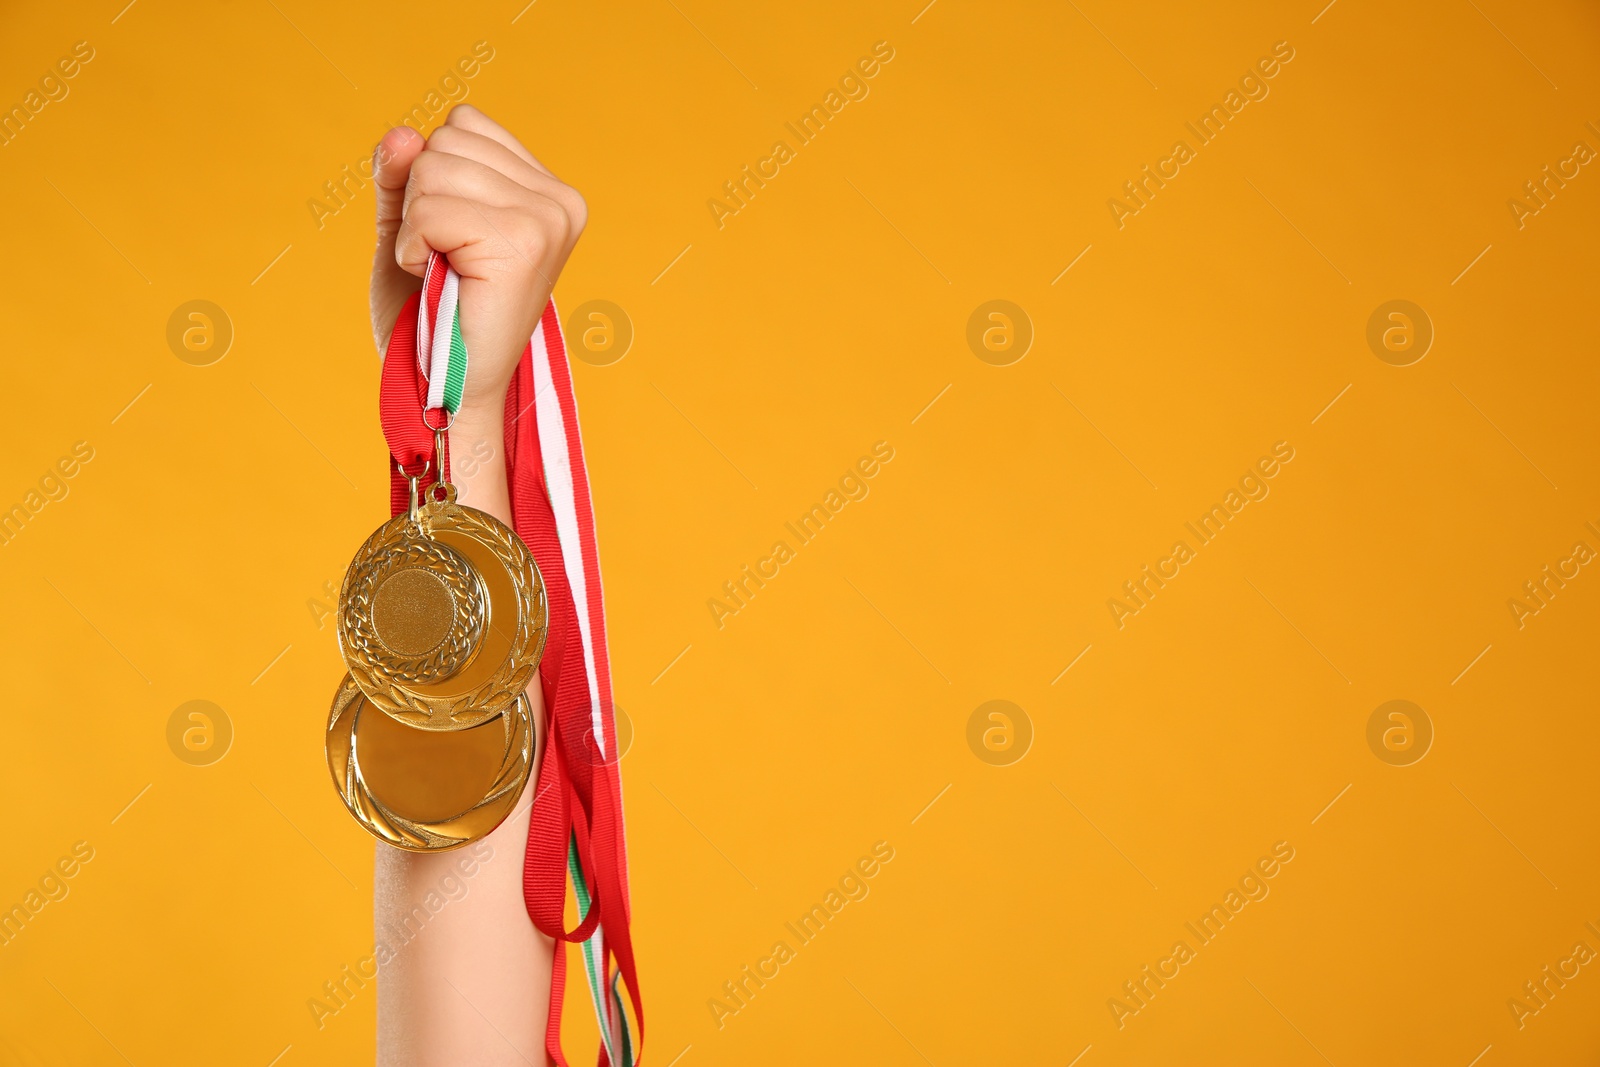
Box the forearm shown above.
[374,401,554,1067]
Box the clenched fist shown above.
[369,104,587,424]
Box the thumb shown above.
[369,126,426,354]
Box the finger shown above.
[426,124,549,192]
[374,127,426,253]
[403,150,538,219]
[443,104,554,177]
[370,127,426,352]
[395,194,570,283]
[396,195,573,381]
[423,126,587,231]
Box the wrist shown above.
[453,388,509,435]
[446,409,512,520]
[447,400,507,486]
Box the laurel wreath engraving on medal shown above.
[337,495,548,732]
[325,675,534,851]
[341,536,488,685]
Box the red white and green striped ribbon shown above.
[571,836,632,1066]
[525,291,639,1067]
[416,252,468,417]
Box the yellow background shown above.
[2,0,1598,1064]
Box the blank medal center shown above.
[373,568,455,655]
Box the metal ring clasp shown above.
[396,458,430,521]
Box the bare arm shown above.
[367,103,588,1067]
[373,421,553,1067]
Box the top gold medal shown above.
[338,478,547,731]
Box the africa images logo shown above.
[1106,41,1296,229]
[1106,442,1295,629]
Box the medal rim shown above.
[337,495,549,732]
[325,673,535,852]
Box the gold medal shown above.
[325,278,548,854]
[325,673,534,852]
[338,479,548,731]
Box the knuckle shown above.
[542,202,573,249]
[513,198,569,257]
[402,191,434,220]
[409,151,442,185]
[426,125,461,153]
[506,214,549,260]
[561,186,588,234]
[402,193,448,234]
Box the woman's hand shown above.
[369,104,587,426]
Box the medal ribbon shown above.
[380,254,467,481]
[379,254,642,1066]
[416,254,468,416]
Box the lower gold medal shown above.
[325,673,534,852]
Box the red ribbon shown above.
[380,291,641,1064]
